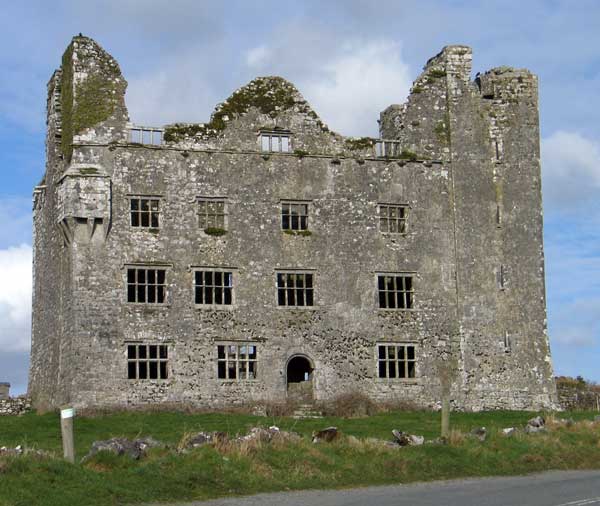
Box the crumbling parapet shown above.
[59,35,129,161]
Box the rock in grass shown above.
[524,425,546,434]
[470,427,487,442]
[391,430,424,446]
[525,416,546,433]
[408,435,424,445]
[182,431,227,450]
[0,445,23,456]
[528,416,545,428]
[502,427,517,436]
[84,437,164,461]
[312,427,339,443]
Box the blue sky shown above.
[1,0,599,394]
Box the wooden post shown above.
[60,407,75,463]
[441,396,450,438]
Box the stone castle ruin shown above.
[29,35,558,411]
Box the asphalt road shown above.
[162,470,600,506]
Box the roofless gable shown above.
[163,76,342,151]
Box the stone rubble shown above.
[391,430,424,446]
[82,436,164,461]
[312,427,339,443]
[524,416,546,433]
[0,397,32,416]
[470,427,487,442]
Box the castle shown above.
[29,35,558,411]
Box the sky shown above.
[0,0,599,395]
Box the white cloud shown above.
[246,45,271,68]
[542,131,600,211]
[244,38,412,137]
[300,41,411,137]
[0,244,32,353]
[127,37,411,137]
[126,54,220,126]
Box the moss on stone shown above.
[78,167,99,175]
[60,42,121,161]
[60,46,74,160]
[293,149,309,158]
[344,137,376,151]
[164,124,211,143]
[399,149,418,161]
[164,77,305,143]
[283,229,312,237]
[429,69,446,79]
[204,227,227,236]
[411,86,424,94]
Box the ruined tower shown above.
[29,36,558,411]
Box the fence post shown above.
[441,396,450,438]
[60,407,75,463]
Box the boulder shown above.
[312,427,339,443]
[524,425,546,434]
[391,430,424,446]
[0,445,23,456]
[470,427,487,442]
[525,416,546,433]
[527,416,545,428]
[84,437,163,461]
[502,427,517,436]
[408,434,425,445]
[239,427,272,443]
[182,431,227,450]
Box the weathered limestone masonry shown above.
[0,384,32,416]
[0,398,32,416]
[29,36,558,411]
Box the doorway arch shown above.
[286,354,314,401]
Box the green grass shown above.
[0,409,599,506]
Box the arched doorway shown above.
[286,355,314,401]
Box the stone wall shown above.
[0,397,32,416]
[29,36,558,412]
[557,385,600,411]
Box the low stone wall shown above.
[557,386,600,411]
[0,397,32,416]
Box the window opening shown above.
[197,198,227,230]
[127,344,168,379]
[498,265,506,290]
[379,204,408,234]
[277,272,314,307]
[377,274,414,309]
[217,344,257,379]
[194,270,233,305]
[504,332,512,353]
[377,344,416,379]
[375,140,402,157]
[127,267,166,304]
[128,127,164,145]
[130,197,160,228]
[281,202,309,231]
[260,132,291,153]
